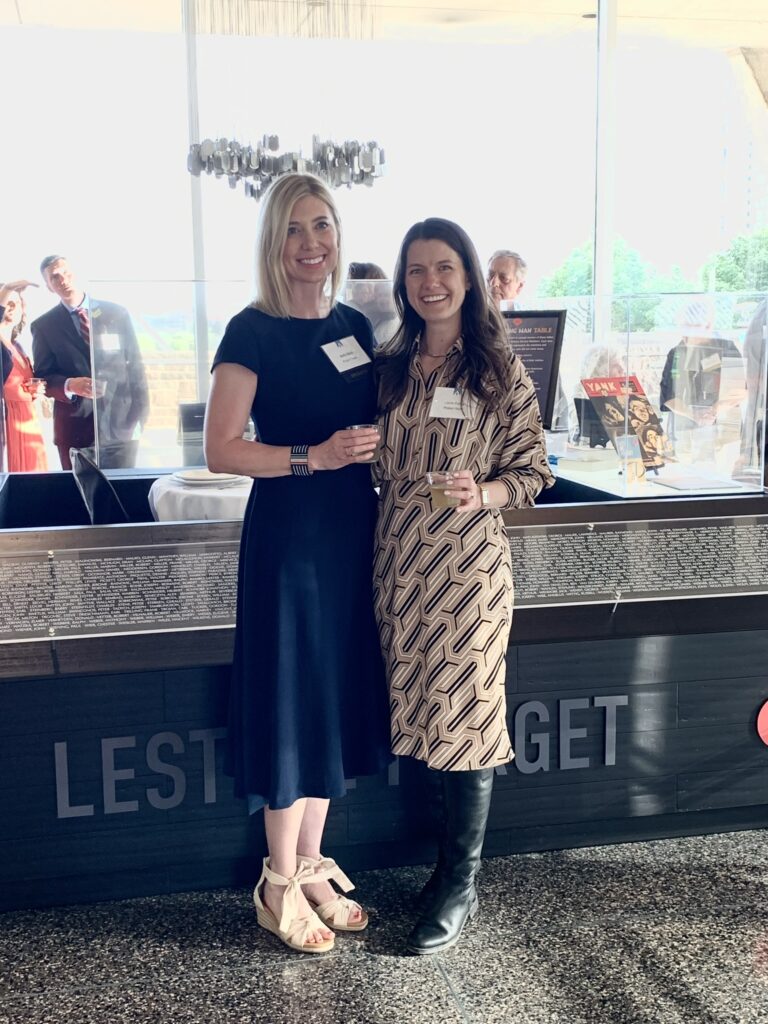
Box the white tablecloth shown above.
[149,475,252,521]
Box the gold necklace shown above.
[420,339,455,359]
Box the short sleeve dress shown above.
[212,303,392,810]
[373,341,554,772]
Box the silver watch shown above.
[480,486,490,507]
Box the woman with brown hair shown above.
[374,217,553,955]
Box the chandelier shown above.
[190,0,375,41]
[187,133,385,198]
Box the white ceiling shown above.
[1,0,768,48]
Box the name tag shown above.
[429,386,478,420]
[99,333,121,353]
[321,336,371,374]
[701,353,721,371]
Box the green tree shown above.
[540,240,593,297]
[702,229,768,292]
[539,238,696,330]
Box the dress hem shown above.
[390,742,515,772]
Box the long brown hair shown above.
[377,218,513,413]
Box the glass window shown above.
[4,0,766,504]
[612,3,768,294]
[0,2,192,473]
[192,4,598,300]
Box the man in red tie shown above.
[31,255,149,470]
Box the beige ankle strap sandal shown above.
[253,857,335,953]
[299,854,369,932]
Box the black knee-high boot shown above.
[413,765,447,913]
[407,767,494,955]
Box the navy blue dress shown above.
[212,303,392,810]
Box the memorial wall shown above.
[4,510,768,644]
[2,489,768,910]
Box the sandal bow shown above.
[300,855,354,893]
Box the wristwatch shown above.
[480,486,490,507]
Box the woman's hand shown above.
[444,470,483,511]
[0,280,38,304]
[309,427,380,471]
[21,378,45,398]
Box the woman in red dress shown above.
[0,281,48,472]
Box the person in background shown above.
[486,249,527,311]
[374,218,553,955]
[660,304,744,464]
[570,344,627,445]
[204,173,391,955]
[346,261,399,348]
[2,330,10,386]
[348,261,386,281]
[739,297,767,475]
[31,256,149,469]
[488,247,570,431]
[0,280,47,472]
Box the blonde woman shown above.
[205,174,390,954]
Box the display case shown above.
[342,277,399,349]
[1,288,768,913]
[3,476,768,912]
[535,291,768,499]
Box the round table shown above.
[149,474,252,521]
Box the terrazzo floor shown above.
[2,830,768,1024]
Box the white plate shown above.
[171,470,249,487]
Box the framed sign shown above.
[502,309,566,429]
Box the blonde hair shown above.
[0,285,27,344]
[253,174,343,318]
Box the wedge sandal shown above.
[299,854,369,932]
[253,857,335,953]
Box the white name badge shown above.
[99,333,121,353]
[701,353,721,371]
[429,387,478,420]
[321,336,371,374]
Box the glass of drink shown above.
[346,423,381,461]
[426,471,460,508]
[92,377,108,399]
[25,377,46,396]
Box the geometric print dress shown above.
[373,339,554,771]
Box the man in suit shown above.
[31,255,149,470]
[487,250,527,311]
